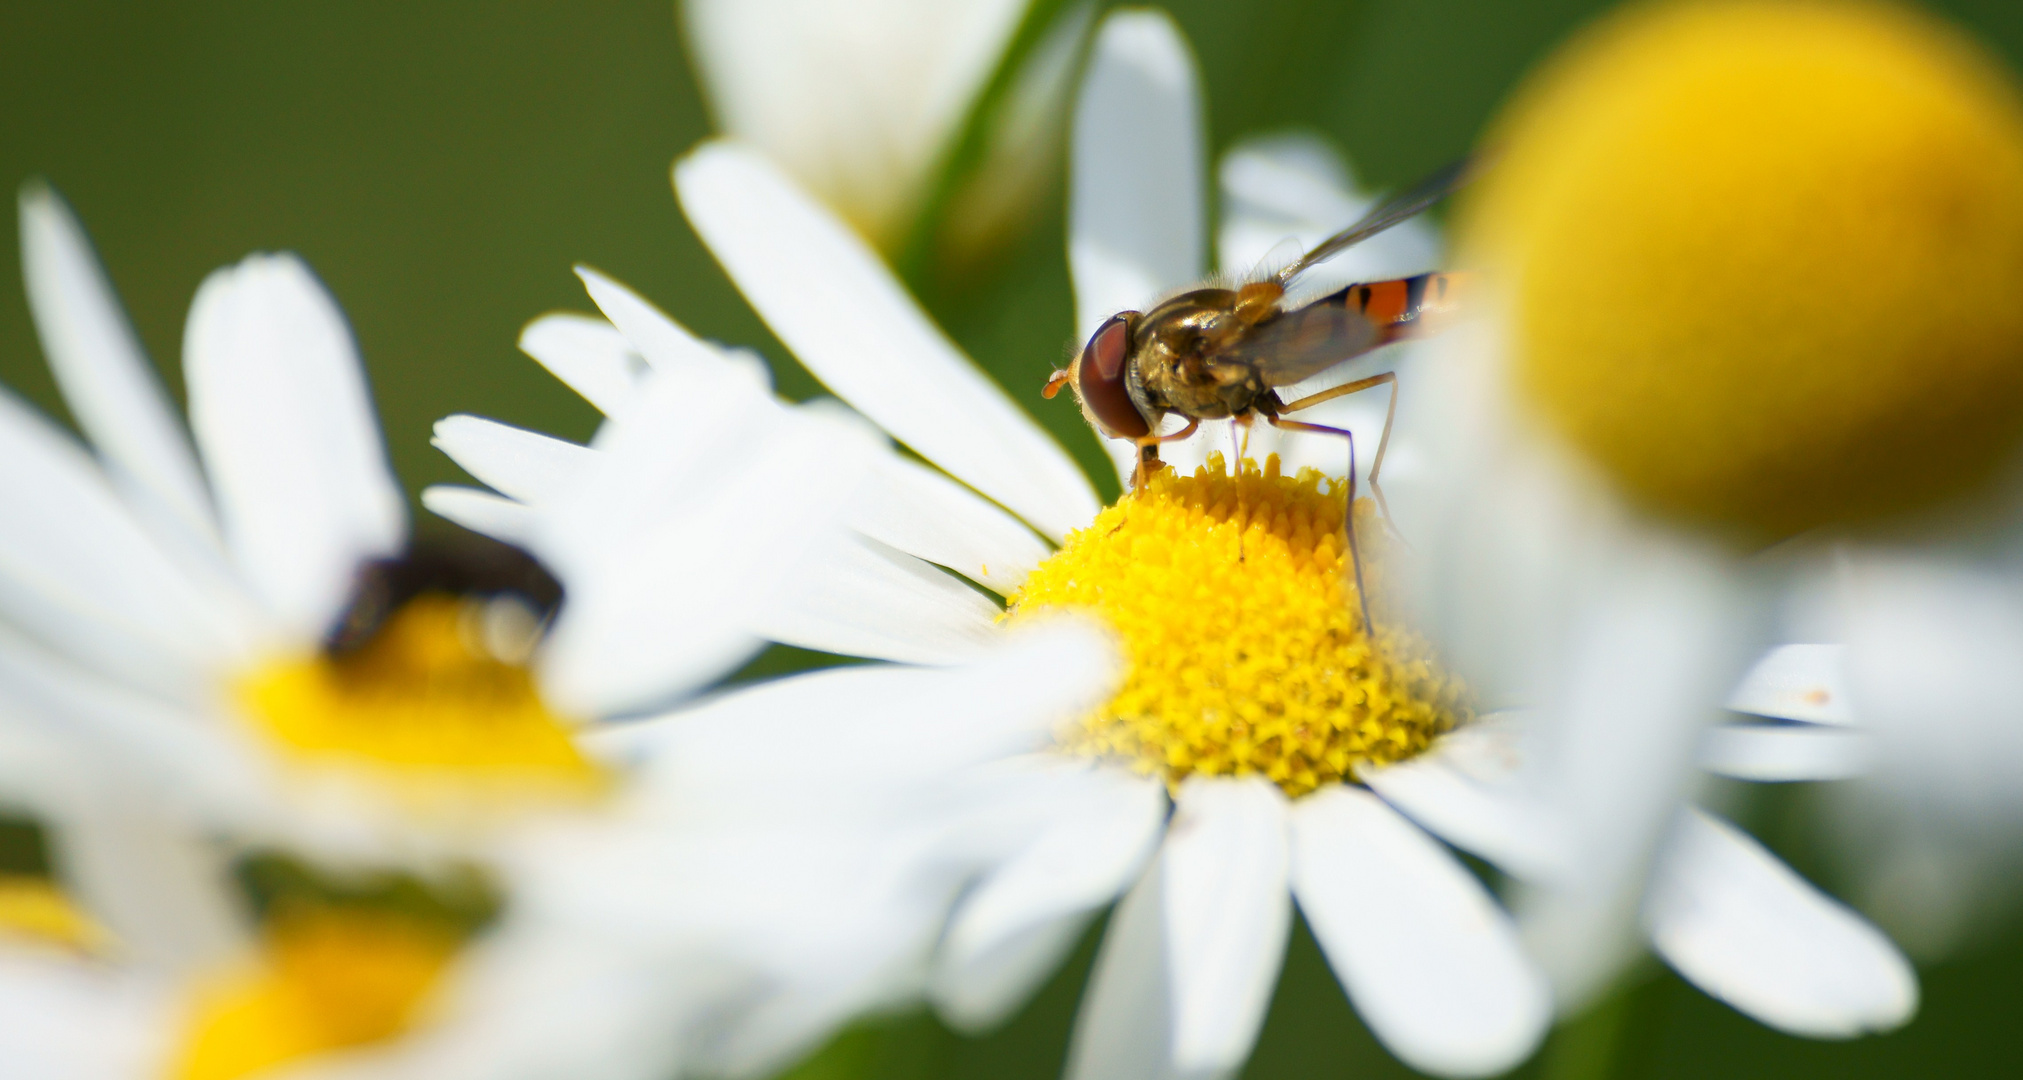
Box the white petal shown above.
[674,140,1099,542]
[1291,786,1550,1078]
[1507,533,1763,1012]
[851,455,1051,595]
[934,765,1167,1031]
[1645,808,1916,1037]
[517,312,646,415]
[183,253,406,640]
[0,386,242,691]
[1161,776,1292,1074]
[1069,9,1205,339]
[535,369,882,716]
[0,955,168,1080]
[574,267,734,378]
[1064,846,1179,1080]
[18,185,220,558]
[1360,714,1570,881]
[1726,644,1852,725]
[594,618,1122,814]
[419,486,539,547]
[1699,724,1874,782]
[681,0,1028,248]
[1838,555,2023,825]
[753,534,1002,665]
[431,415,594,505]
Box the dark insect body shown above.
[1043,161,1473,633]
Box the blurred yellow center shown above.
[172,908,460,1080]
[0,875,107,952]
[1465,0,2023,537]
[237,596,604,800]
[1005,456,1468,798]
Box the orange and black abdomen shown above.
[1326,271,1468,341]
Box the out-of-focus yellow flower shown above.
[1464,0,2023,538]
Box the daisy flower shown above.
[681,0,1093,260]
[0,186,897,1079]
[434,11,1562,1077]
[1389,0,2023,1036]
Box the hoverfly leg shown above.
[1130,415,1203,489]
[1267,413,1375,638]
[1278,370,1400,525]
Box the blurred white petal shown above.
[536,367,880,716]
[183,253,406,640]
[19,184,220,560]
[1068,9,1204,340]
[1646,808,1916,1037]
[0,386,243,693]
[517,312,647,416]
[1726,643,1853,725]
[675,141,1099,542]
[420,486,539,547]
[575,267,733,379]
[1508,530,1762,1012]
[681,0,1029,248]
[1699,724,1874,782]
[933,764,1165,1030]
[1291,786,1548,1078]
[431,415,593,505]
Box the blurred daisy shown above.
[681,0,1093,260]
[0,736,741,1080]
[0,187,919,1079]
[435,12,1562,1077]
[1393,0,2023,1035]
[0,184,870,854]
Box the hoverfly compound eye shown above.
[1076,314,1149,440]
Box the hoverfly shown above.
[1043,160,1471,633]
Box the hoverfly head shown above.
[1066,311,1149,441]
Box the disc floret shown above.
[1007,454,1468,797]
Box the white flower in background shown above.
[682,0,1093,258]
[0,187,900,1080]
[434,13,1566,1078]
[1391,0,2023,1035]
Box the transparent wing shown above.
[1226,292,1390,390]
[1275,159,1471,286]
[1235,273,1466,389]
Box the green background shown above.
[4,1,2022,1077]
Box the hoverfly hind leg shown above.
[1267,413,1375,638]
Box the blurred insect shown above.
[1043,160,1472,634]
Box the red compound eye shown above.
[1076,314,1148,440]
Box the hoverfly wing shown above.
[1237,272,1470,389]
[1275,158,1472,286]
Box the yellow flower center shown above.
[236,595,604,804]
[171,907,461,1080]
[1005,455,1468,797]
[0,875,107,952]
[1464,0,2023,538]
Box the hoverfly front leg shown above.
[1131,415,1202,489]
